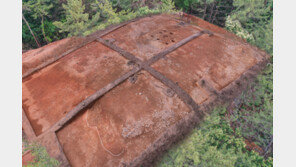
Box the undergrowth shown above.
[22,0,273,166]
[230,64,273,158]
[23,139,60,167]
[157,107,273,167]
[158,0,273,166]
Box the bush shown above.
[225,0,273,158]
[226,0,273,55]
[23,141,60,167]
[230,64,273,158]
[157,107,273,167]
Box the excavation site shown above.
[22,14,269,167]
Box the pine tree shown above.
[52,0,176,37]
[92,0,121,25]
[53,0,100,37]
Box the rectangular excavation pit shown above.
[22,13,270,167]
[152,34,265,104]
[22,41,133,136]
[102,14,201,61]
[56,71,194,167]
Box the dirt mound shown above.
[22,14,269,167]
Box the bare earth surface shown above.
[22,14,269,167]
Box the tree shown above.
[23,0,176,47]
[24,0,53,43]
[22,4,41,48]
[227,0,273,54]
[53,0,100,37]
[91,0,121,25]
[23,0,54,44]
[172,0,233,26]
[225,0,273,158]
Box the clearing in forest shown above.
[22,14,269,167]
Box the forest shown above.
[22,0,273,166]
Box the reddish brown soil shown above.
[183,13,246,42]
[152,34,259,104]
[102,14,200,61]
[23,41,132,136]
[22,151,35,166]
[22,14,269,167]
[57,71,191,166]
[22,37,86,75]
[245,139,264,154]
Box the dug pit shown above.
[22,14,269,167]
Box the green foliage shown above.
[53,0,99,36]
[23,0,177,48]
[22,0,273,165]
[160,0,176,13]
[230,64,273,158]
[82,0,177,36]
[225,16,254,42]
[23,0,53,19]
[224,0,273,158]
[22,0,66,48]
[109,0,135,10]
[226,0,273,54]
[174,0,207,11]
[157,107,273,167]
[52,0,176,37]
[23,141,60,167]
[22,20,39,48]
[231,0,272,26]
[225,1,273,157]
[173,0,233,26]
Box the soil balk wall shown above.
[22,13,270,167]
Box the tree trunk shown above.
[202,1,208,20]
[209,1,216,23]
[41,16,49,44]
[212,6,219,24]
[22,14,41,48]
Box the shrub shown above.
[225,0,273,157]
[23,141,60,167]
[157,107,273,167]
[230,64,273,158]
[226,0,273,55]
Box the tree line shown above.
[22,0,176,49]
[22,0,273,166]
[22,0,272,55]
